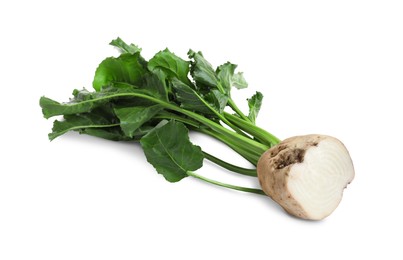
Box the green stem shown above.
[155,111,262,166]
[224,112,281,146]
[149,98,269,154]
[197,128,260,165]
[156,112,259,175]
[228,98,251,122]
[186,171,265,196]
[195,93,250,138]
[155,111,201,128]
[203,152,257,177]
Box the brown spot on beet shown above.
[296,149,304,162]
[273,148,306,169]
[270,145,287,157]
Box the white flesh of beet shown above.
[257,135,354,220]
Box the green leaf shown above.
[48,102,158,141]
[171,78,213,115]
[81,127,134,141]
[247,91,263,124]
[205,89,228,113]
[93,53,147,91]
[40,87,153,119]
[143,70,169,101]
[72,88,94,101]
[216,62,237,93]
[232,72,248,89]
[216,62,248,91]
[188,50,218,88]
[48,113,118,141]
[109,37,142,54]
[40,96,97,119]
[114,105,163,138]
[83,124,155,141]
[140,120,204,182]
[148,49,191,85]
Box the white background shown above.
[1,0,402,259]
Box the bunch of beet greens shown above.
[40,38,354,220]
